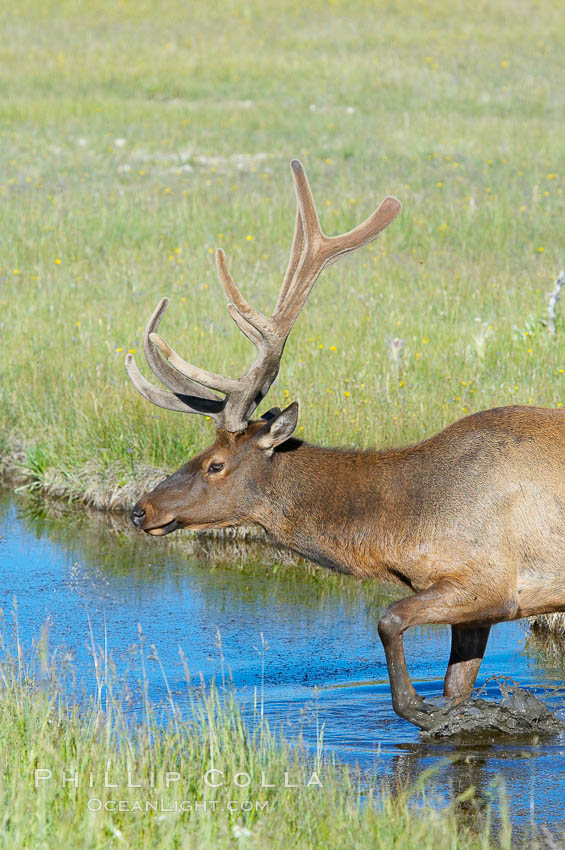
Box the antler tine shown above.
[215,250,267,330]
[126,297,227,422]
[226,303,263,348]
[324,195,402,265]
[272,160,328,334]
[149,332,239,395]
[215,249,270,348]
[273,159,401,337]
[125,353,225,418]
[143,298,220,401]
[274,208,305,314]
[288,159,324,247]
[273,161,323,315]
[275,159,325,315]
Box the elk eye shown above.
[208,461,225,474]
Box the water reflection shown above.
[2,490,565,837]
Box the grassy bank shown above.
[1,0,564,505]
[0,632,506,850]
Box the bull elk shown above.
[126,160,565,731]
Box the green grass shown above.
[0,626,506,850]
[1,0,564,497]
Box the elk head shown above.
[126,160,401,535]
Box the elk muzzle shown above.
[130,497,181,536]
[130,503,146,528]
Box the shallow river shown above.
[2,489,565,837]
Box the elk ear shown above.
[256,402,299,455]
[260,407,282,422]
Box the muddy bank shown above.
[0,440,169,513]
[529,612,565,635]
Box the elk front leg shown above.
[444,624,490,700]
[378,580,502,730]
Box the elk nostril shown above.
[130,505,146,528]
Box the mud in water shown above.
[422,677,565,739]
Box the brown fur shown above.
[131,404,565,729]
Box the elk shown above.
[126,160,565,731]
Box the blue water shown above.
[2,489,565,837]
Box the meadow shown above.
[1,0,563,500]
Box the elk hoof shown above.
[394,694,453,731]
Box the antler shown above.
[126,159,401,432]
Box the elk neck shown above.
[250,439,421,583]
